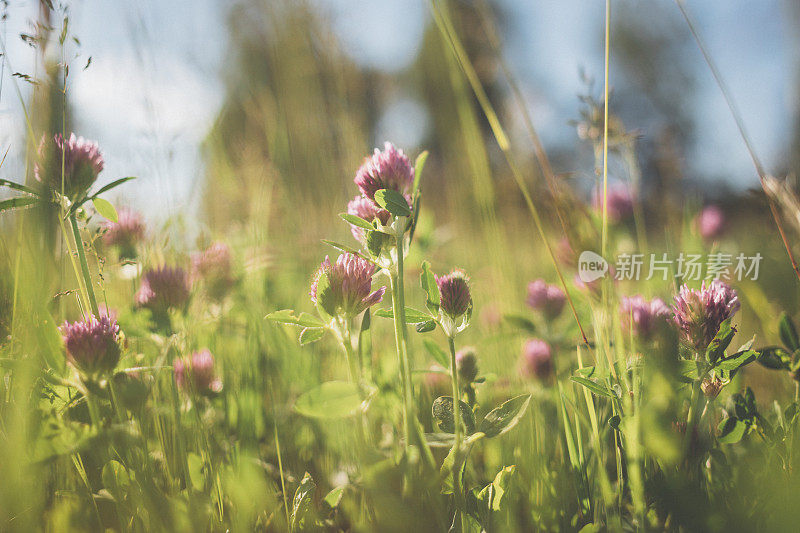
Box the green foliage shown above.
[92,197,117,222]
[294,381,362,419]
[479,395,531,438]
[373,189,411,217]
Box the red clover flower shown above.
[620,295,671,340]
[593,184,634,223]
[62,314,121,375]
[191,242,236,301]
[35,133,104,200]
[136,266,191,316]
[526,279,566,320]
[520,339,553,381]
[673,280,740,352]
[102,207,145,259]
[696,205,726,241]
[174,349,222,396]
[353,142,414,203]
[310,254,385,318]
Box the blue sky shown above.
[0,0,796,220]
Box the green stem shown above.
[340,319,361,384]
[389,271,413,451]
[85,390,102,427]
[448,336,467,532]
[389,225,435,472]
[340,318,370,454]
[70,214,99,316]
[684,378,703,461]
[269,385,291,529]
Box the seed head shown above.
[620,295,671,340]
[310,254,385,317]
[35,133,104,200]
[136,266,191,315]
[174,349,222,396]
[62,315,121,375]
[526,279,566,320]
[520,339,553,381]
[673,280,740,352]
[354,142,414,203]
[436,269,472,319]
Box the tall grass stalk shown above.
[429,0,590,347]
[69,213,100,316]
[675,0,800,283]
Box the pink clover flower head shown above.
[191,242,235,300]
[592,184,634,223]
[696,205,726,241]
[346,195,391,242]
[354,142,414,203]
[520,339,553,381]
[35,133,104,200]
[136,266,191,315]
[62,314,121,374]
[620,295,671,340]
[174,349,222,396]
[436,269,472,319]
[102,207,145,258]
[526,279,566,320]
[673,280,740,352]
[310,254,385,317]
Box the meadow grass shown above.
[2,1,800,531]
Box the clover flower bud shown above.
[696,205,726,241]
[191,242,235,301]
[62,315,121,375]
[456,347,479,384]
[520,339,553,381]
[174,349,222,396]
[436,269,472,320]
[620,295,671,340]
[354,142,414,203]
[593,184,634,223]
[310,254,385,317]
[35,133,104,200]
[526,279,566,320]
[136,266,191,317]
[102,207,145,259]
[673,281,740,352]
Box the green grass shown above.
[2,1,800,531]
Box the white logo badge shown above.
[578,251,609,283]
